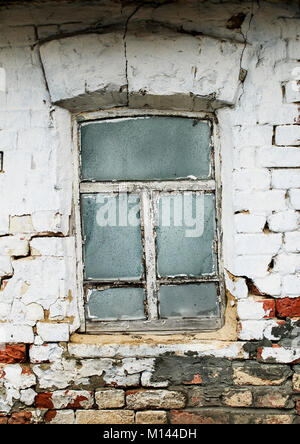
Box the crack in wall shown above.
[237,0,256,105]
[122,4,144,105]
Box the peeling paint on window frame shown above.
[72,108,225,334]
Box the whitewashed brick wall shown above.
[0,0,299,423]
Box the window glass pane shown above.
[157,193,217,277]
[81,117,211,181]
[87,288,145,321]
[81,194,144,280]
[159,283,219,319]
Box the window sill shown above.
[72,291,237,344]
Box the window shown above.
[77,111,223,333]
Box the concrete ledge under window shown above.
[71,290,237,347]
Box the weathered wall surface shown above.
[0,0,299,424]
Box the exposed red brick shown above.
[44,410,57,423]
[8,412,32,424]
[0,345,26,364]
[125,389,146,397]
[184,374,203,385]
[261,299,276,318]
[66,395,88,409]
[35,393,54,409]
[276,298,300,318]
[0,415,7,425]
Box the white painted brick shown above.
[0,324,34,343]
[233,147,257,169]
[30,237,75,257]
[260,346,300,364]
[234,214,266,233]
[51,390,94,409]
[232,126,273,148]
[0,303,11,320]
[232,256,272,279]
[29,344,64,364]
[285,232,300,252]
[25,303,45,324]
[275,61,300,83]
[275,125,300,146]
[36,322,70,342]
[225,272,248,300]
[0,235,29,256]
[285,81,300,104]
[272,169,300,189]
[127,32,243,108]
[289,189,300,209]
[233,169,270,191]
[0,130,17,150]
[9,215,34,235]
[1,256,76,311]
[282,275,300,296]
[234,190,286,214]
[40,33,127,111]
[267,211,299,232]
[257,147,300,168]
[288,38,300,60]
[238,320,279,341]
[237,299,270,320]
[235,234,282,255]
[31,211,69,236]
[253,275,282,296]
[20,388,36,406]
[0,255,12,277]
[274,254,300,275]
[17,128,54,152]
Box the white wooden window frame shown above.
[72,109,225,334]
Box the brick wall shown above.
[0,0,299,424]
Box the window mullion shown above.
[141,190,158,321]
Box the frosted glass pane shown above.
[159,284,219,318]
[157,193,217,277]
[81,194,143,280]
[87,288,145,321]
[81,117,211,181]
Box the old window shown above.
[78,112,223,333]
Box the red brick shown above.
[8,412,32,424]
[261,299,276,318]
[35,392,54,409]
[0,345,26,364]
[276,298,300,318]
[184,374,203,385]
[0,415,7,425]
[44,410,57,423]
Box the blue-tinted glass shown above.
[159,283,219,318]
[157,193,217,277]
[87,287,145,321]
[81,117,211,181]
[81,194,143,280]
